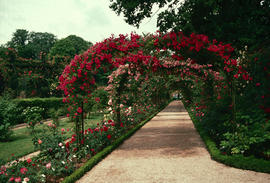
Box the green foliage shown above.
[0,102,165,182]
[201,97,232,140]
[92,89,109,111]
[0,52,66,97]
[7,29,57,59]
[0,29,95,98]
[0,97,66,140]
[1,159,42,183]
[22,106,44,131]
[186,75,270,157]
[17,44,36,59]
[219,112,270,156]
[110,0,270,49]
[0,97,22,141]
[48,108,63,127]
[7,29,28,48]
[109,0,169,28]
[0,116,102,164]
[0,97,65,129]
[174,39,270,158]
[14,97,65,120]
[28,32,57,59]
[187,105,270,173]
[0,122,12,142]
[48,35,92,61]
[31,124,75,176]
[83,89,109,117]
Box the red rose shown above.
[107,134,111,140]
[77,107,82,113]
[27,158,32,164]
[20,167,28,174]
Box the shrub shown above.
[22,106,44,131]
[0,97,65,134]
[0,122,12,141]
[0,97,22,141]
[13,97,65,121]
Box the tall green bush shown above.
[0,97,22,141]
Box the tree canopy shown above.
[28,32,57,58]
[7,29,57,59]
[110,0,270,49]
[7,29,29,48]
[48,35,92,60]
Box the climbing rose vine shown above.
[58,31,249,118]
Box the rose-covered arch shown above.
[58,31,250,146]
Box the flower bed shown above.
[0,103,164,183]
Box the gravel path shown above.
[11,116,66,130]
[77,101,270,183]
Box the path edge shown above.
[184,102,270,174]
[62,102,170,183]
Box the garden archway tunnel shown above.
[58,31,250,146]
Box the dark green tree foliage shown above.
[0,74,3,94]
[7,29,29,48]
[0,30,94,97]
[110,0,270,49]
[7,29,56,59]
[110,0,170,28]
[0,47,66,97]
[49,35,92,60]
[28,32,57,59]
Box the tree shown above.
[110,0,270,49]
[6,29,56,59]
[7,29,29,48]
[48,35,92,60]
[28,32,57,59]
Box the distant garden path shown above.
[77,101,270,183]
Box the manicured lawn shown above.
[0,127,34,163]
[0,114,103,163]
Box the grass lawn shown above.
[0,114,103,163]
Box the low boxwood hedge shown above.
[185,103,270,173]
[62,101,170,183]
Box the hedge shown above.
[185,101,270,173]
[13,97,65,124]
[62,100,170,183]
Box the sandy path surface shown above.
[77,101,270,183]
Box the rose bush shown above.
[0,102,160,182]
[22,106,44,132]
[2,30,267,182]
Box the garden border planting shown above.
[62,104,167,183]
[185,103,270,173]
[1,3,269,181]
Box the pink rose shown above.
[15,177,21,182]
[46,162,51,169]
